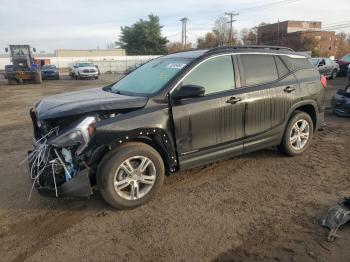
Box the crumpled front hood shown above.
[35,87,148,120]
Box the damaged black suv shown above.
[28,46,325,209]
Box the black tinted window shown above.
[240,54,278,86]
[182,55,235,95]
[280,56,313,71]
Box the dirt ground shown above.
[0,74,349,262]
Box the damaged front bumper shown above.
[27,149,93,198]
[331,89,350,117]
[27,110,95,198]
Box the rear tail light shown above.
[321,75,327,88]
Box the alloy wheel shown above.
[113,156,156,200]
[289,119,310,150]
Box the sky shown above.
[0,0,349,53]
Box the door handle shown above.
[284,86,296,93]
[226,97,242,104]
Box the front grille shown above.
[83,69,96,73]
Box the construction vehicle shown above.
[4,45,42,85]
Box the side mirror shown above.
[172,84,205,100]
[33,48,37,53]
[5,47,8,53]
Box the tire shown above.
[278,111,314,156]
[330,70,337,79]
[33,72,42,84]
[97,142,165,209]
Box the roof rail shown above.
[207,45,295,53]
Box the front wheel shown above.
[97,142,165,209]
[278,111,314,156]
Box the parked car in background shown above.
[28,46,326,209]
[310,57,339,79]
[124,63,142,75]
[70,62,98,79]
[41,65,59,80]
[335,54,350,76]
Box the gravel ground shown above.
[0,75,349,262]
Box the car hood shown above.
[35,87,148,120]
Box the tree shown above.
[241,28,257,45]
[167,42,192,53]
[302,35,321,57]
[119,14,168,55]
[196,16,238,48]
[197,32,219,49]
[212,17,230,46]
[335,32,350,58]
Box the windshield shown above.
[42,65,56,69]
[341,55,350,62]
[310,58,320,66]
[110,57,191,96]
[78,63,94,67]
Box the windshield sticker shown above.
[166,63,186,69]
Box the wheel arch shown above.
[94,128,178,176]
[286,101,318,133]
[294,105,317,132]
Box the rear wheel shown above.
[97,142,165,209]
[278,111,314,156]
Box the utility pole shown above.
[180,17,188,50]
[225,12,239,46]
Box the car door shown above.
[325,58,333,76]
[237,54,299,153]
[170,55,245,169]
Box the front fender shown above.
[90,104,178,172]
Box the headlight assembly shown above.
[49,116,96,154]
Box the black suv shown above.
[28,46,325,209]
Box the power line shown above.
[237,0,300,13]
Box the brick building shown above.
[257,21,336,56]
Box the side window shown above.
[280,55,314,71]
[325,58,332,65]
[181,55,235,95]
[274,56,290,78]
[240,54,278,86]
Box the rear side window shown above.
[274,56,290,78]
[280,56,314,72]
[240,54,278,86]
